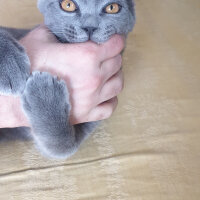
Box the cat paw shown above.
[21,71,76,159]
[0,31,30,95]
[22,71,70,122]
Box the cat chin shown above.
[54,32,112,44]
[56,36,88,43]
[54,31,115,44]
[57,36,110,44]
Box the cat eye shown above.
[61,0,77,12]
[105,3,121,14]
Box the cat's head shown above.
[38,0,135,43]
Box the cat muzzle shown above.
[82,26,97,37]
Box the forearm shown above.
[0,95,29,128]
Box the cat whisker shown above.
[64,29,77,36]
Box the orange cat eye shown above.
[61,0,77,12]
[105,3,121,14]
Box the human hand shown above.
[19,25,125,125]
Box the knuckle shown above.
[100,107,113,120]
[106,105,115,118]
[116,81,124,94]
[97,98,118,120]
[117,55,123,67]
[114,74,124,94]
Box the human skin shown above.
[0,25,125,128]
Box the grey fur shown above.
[0,29,30,95]
[0,127,32,142]
[0,0,135,159]
[38,0,135,43]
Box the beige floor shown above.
[0,0,200,199]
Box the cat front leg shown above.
[0,29,30,95]
[21,72,98,159]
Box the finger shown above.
[101,54,122,83]
[87,97,118,121]
[99,35,125,61]
[99,70,124,103]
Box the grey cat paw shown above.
[0,31,30,95]
[22,71,70,119]
[21,71,99,159]
[21,71,77,159]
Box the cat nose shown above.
[82,26,97,35]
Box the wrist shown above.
[0,95,30,128]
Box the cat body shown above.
[0,0,135,159]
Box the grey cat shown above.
[0,0,135,159]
